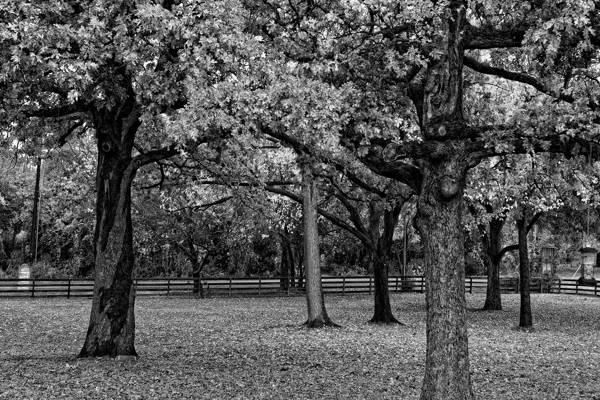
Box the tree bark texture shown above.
[369,204,402,324]
[517,216,532,328]
[301,163,335,328]
[79,88,141,358]
[370,252,397,323]
[416,3,474,399]
[417,161,473,400]
[483,217,504,310]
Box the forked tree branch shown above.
[265,186,373,246]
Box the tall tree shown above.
[1,0,256,357]
[516,209,540,328]
[300,159,337,327]
[246,1,600,398]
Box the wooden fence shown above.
[1,275,597,299]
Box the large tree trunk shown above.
[483,217,504,310]
[301,162,336,328]
[80,92,141,358]
[517,216,532,328]
[416,3,474,399]
[417,162,473,400]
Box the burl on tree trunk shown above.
[417,160,473,400]
[79,102,140,358]
[415,2,474,398]
[301,162,337,328]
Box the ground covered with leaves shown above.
[1,293,599,399]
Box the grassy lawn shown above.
[1,293,599,399]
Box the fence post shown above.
[396,276,399,292]
[31,279,35,298]
[342,277,346,295]
[369,277,372,294]
[595,282,598,297]
[229,278,232,297]
[67,279,71,299]
[469,277,473,294]
[258,278,262,296]
[167,279,171,296]
[420,277,424,293]
[576,281,579,295]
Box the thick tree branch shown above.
[466,127,600,165]
[527,212,542,233]
[169,196,234,214]
[495,213,540,262]
[258,122,400,197]
[133,144,179,168]
[464,56,575,103]
[496,244,519,262]
[349,146,422,191]
[465,25,526,49]
[24,101,91,119]
[328,158,387,199]
[57,119,87,146]
[334,192,368,238]
[197,179,298,186]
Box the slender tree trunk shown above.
[297,250,304,288]
[80,92,141,358]
[0,236,7,272]
[370,251,400,323]
[369,205,402,324]
[185,238,204,299]
[192,263,204,298]
[483,218,504,310]
[28,157,42,263]
[289,243,296,288]
[301,162,335,328]
[517,216,532,328]
[279,233,291,290]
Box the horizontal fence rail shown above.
[0,276,598,299]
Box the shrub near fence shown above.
[0,276,598,298]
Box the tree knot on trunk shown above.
[101,141,112,153]
[439,175,460,200]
